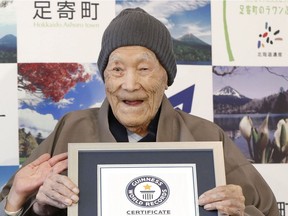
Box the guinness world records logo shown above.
[126,175,170,207]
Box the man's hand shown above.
[6,153,68,212]
[33,162,79,215]
[198,184,245,216]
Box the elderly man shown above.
[0,7,278,216]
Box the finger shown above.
[199,185,243,205]
[48,152,68,167]
[36,188,68,209]
[43,185,76,206]
[40,175,79,206]
[51,159,68,174]
[55,174,79,195]
[52,178,79,204]
[198,190,225,205]
[47,173,79,196]
[202,199,245,215]
[30,153,51,167]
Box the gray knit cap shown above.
[97,7,177,86]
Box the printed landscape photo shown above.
[116,0,212,65]
[213,66,288,163]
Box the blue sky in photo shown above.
[168,5,211,39]
[0,24,16,38]
[0,166,19,190]
[0,2,16,38]
[21,76,105,120]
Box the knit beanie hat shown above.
[97,7,177,86]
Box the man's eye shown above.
[140,68,148,71]
[113,67,122,72]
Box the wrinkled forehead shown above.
[108,46,159,63]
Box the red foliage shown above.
[18,63,91,102]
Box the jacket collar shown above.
[156,95,196,142]
[98,95,196,142]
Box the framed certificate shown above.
[68,142,226,216]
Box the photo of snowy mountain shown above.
[213,66,288,162]
[116,0,212,65]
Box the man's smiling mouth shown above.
[123,100,144,105]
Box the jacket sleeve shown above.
[0,197,8,216]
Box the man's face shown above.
[104,46,168,136]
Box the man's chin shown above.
[118,117,146,128]
[117,107,147,117]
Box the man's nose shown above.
[121,70,141,91]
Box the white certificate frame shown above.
[68,141,226,216]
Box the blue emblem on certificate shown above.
[126,175,170,207]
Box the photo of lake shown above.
[213,66,288,163]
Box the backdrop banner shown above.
[0,1,287,214]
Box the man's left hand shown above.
[198,184,245,216]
